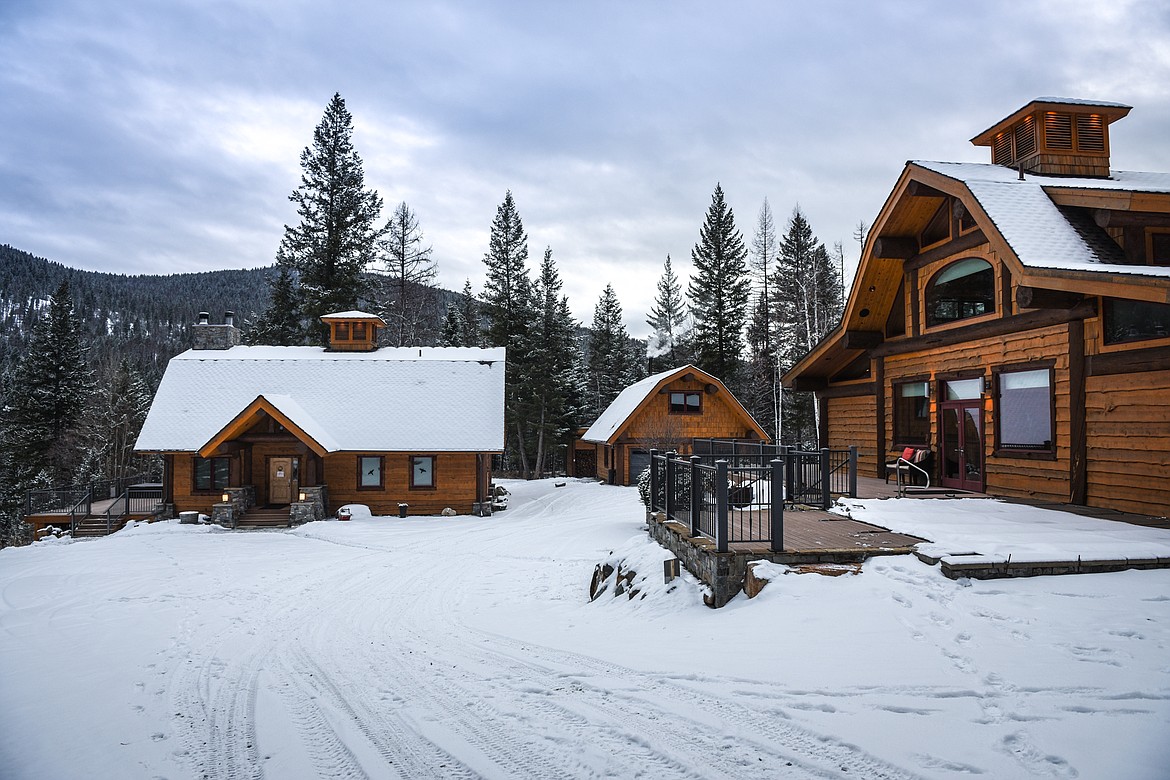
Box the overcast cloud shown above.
[2,0,1168,337]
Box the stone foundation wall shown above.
[646,512,884,608]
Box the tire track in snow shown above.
[281,643,478,779]
[170,651,264,780]
[270,655,371,780]
[462,633,926,780]
[166,554,383,780]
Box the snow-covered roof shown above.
[582,367,682,444]
[320,310,385,321]
[136,346,506,453]
[913,161,1170,279]
[1030,96,1132,109]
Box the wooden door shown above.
[939,402,984,492]
[269,457,294,504]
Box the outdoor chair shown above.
[885,447,933,493]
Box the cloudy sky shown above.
[3,0,1169,337]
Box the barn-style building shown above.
[574,365,769,486]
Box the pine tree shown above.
[481,191,531,348]
[527,248,581,477]
[645,255,690,373]
[774,208,844,446]
[440,280,483,348]
[687,184,751,384]
[439,305,462,347]
[275,93,385,345]
[1,282,92,483]
[586,284,640,420]
[376,201,438,346]
[480,192,536,473]
[249,266,303,345]
[0,282,93,544]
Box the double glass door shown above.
[939,379,984,492]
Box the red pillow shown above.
[902,447,915,461]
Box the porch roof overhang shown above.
[197,394,334,459]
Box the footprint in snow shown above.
[1000,731,1077,778]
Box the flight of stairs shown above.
[71,518,125,538]
[234,507,292,529]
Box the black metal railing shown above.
[650,445,859,553]
[691,440,858,502]
[25,472,157,517]
[81,483,164,536]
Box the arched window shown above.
[926,258,995,327]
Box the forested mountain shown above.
[0,244,273,385]
[0,244,463,386]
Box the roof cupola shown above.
[970,97,1131,178]
[320,311,385,352]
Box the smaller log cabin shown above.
[135,312,505,519]
[575,365,769,485]
[783,98,1170,517]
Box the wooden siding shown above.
[826,395,878,478]
[621,376,763,450]
[1085,369,1170,515]
[884,322,1073,504]
[589,374,766,486]
[170,449,483,516]
[323,452,480,515]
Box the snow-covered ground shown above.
[1,480,1167,779]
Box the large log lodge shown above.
[783,98,1170,517]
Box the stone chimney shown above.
[192,311,241,350]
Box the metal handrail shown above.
[894,457,931,498]
[68,491,91,535]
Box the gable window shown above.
[669,392,701,414]
[358,456,383,489]
[410,455,435,489]
[1103,298,1170,345]
[926,258,995,327]
[995,366,1054,453]
[920,201,951,248]
[893,381,930,445]
[194,457,230,491]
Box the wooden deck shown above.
[715,507,925,555]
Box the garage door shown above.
[628,450,651,485]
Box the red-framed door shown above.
[939,401,984,492]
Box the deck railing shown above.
[692,439,858,500]
[24,472,157,517]
[650,445,859,553]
